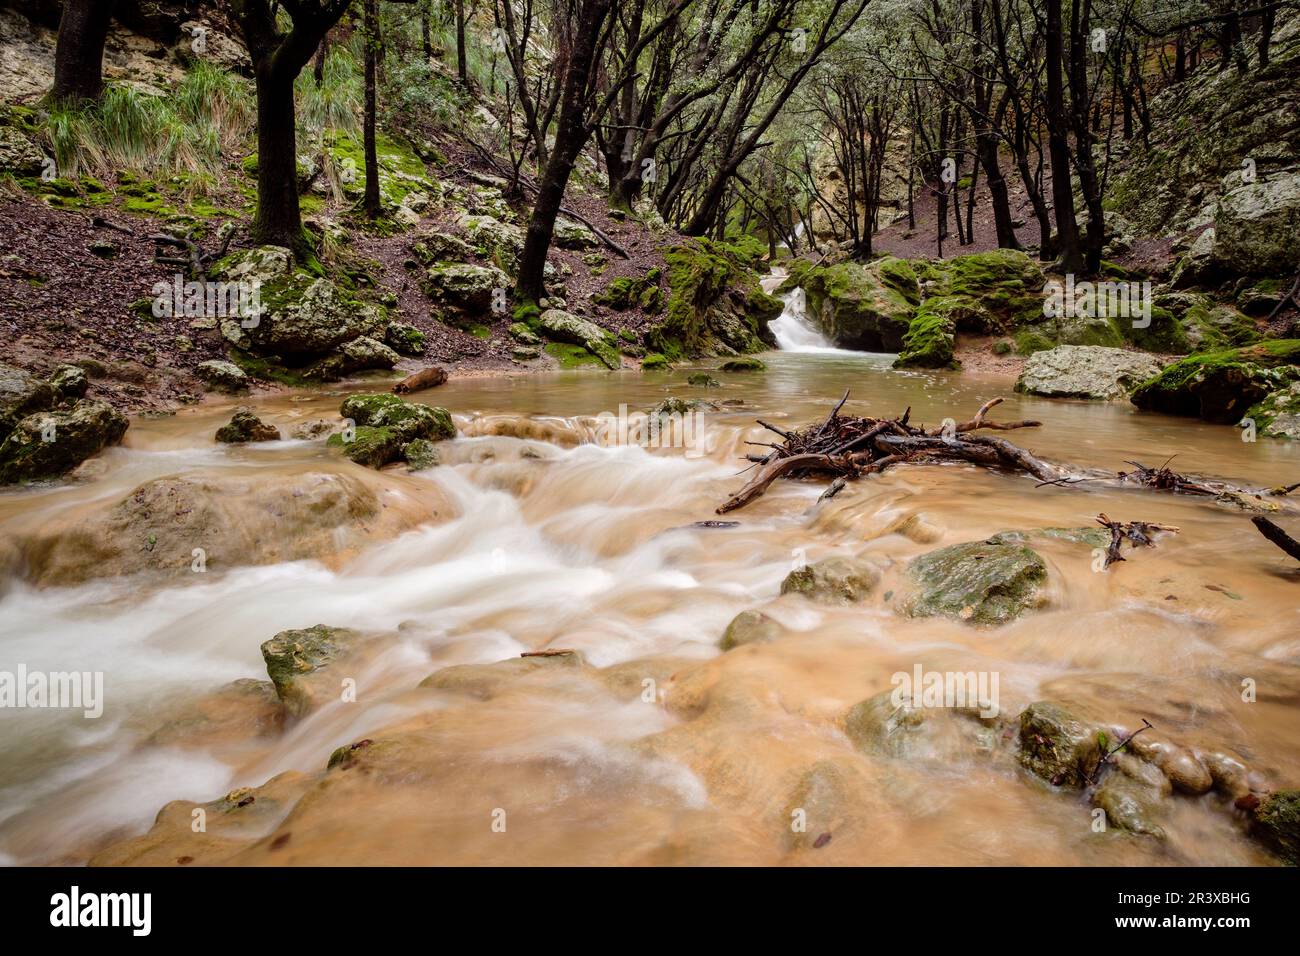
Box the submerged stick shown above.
[1252,516,1300,562]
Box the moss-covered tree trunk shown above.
[50,0,116,103]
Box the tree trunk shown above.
[455,0,468,85]
[252,69,306,253]
[314,35,328,87]
[1045,0,1083,272]
[422,1,433,60]
[515,0,614,304]
[363,0,381,218]
[50,0,116,103]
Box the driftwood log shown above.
[717,393,1298,517]
[1252,517,1300,562]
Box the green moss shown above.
[1014,329,1056,355]
[641,353,671,370]
[648,238,780,358]
[1122,305,1190,353]
[228,351,312,388]
[894,299,959,369]
[1130,340,1300,423]
[327,425,403,467]
[720,356,766,372]
[545,342,605,368]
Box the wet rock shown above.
[215,410,279,443]
[719,609,783,650]
[402,438,439,471]
[0,399,128,484]
[261,624,360,719]
[419,651,588,700]
[410,229,476,265]
[0,361,55,439]
[1147,743,1213,795]
[1017,701,1103,788]
[538,309,619,369]
[16,470,446,586]
[901,540,1047,625]
[719,357,765,372]
[985,527,1111,548]
[1202,751,1251,798]
[845,689,929,758]
[780,556,881,604]
[1246,380,1300,440]
[329,393,454,468]
[1130,340,1300,424]
[1250,790,1300,865]
[1092,758,1168,838]
[48,364,88,400]
[195,359,248,393]
[289,419,333,440]
[507,322,541,346]
[687,373,719,387]
[781,256,918,351]
[646,238,781,358]
[1015,345,1163,401]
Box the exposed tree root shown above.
[1095,513,1179,568]
[1252,516,1300,562]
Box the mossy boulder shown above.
[303,335,401,381]
[0,362,55,440]
[1129,340,1300,424]
[195,359,249,393]
[1016,701,1103,788]
[923,249,1045,331]
[641,353,671,370]
[780,556,881,604]
[648,238,781,359]
[261,624,359,720]
[901,540,1047,625]
[457,213,524,270]
[384,322,426,356]
[1251,790,1300,865]
[1091,755,1170,837]
[780,256,917,351]
[1211,171,1300,276]
[894,296,962,368]
[420,262,509,313]
[215,247,388,362]
[0,126,45,177]
[593,268,663,313]
[719,356,765,372]
[49,364,88,401]
[1015,345,1163,401]
[410,230,476,266]
[214,410,279,443]
[553,217,599,250]
[0,399,128,484]
[1246,380,1300,439]
[538,309,619,369]
[330,393,455,468]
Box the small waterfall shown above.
[761,269,837,352]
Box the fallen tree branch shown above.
[1252,516,1300,562]
[1095,513,1180,568]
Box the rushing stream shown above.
[1,353,1298,865]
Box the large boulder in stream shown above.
[1250,790,1300,864]
[1129,339,1300,424]
[261,624,363,720]
[1016,702,1104,788]
[328,393,455,469]
[0,399,128,484]
[900,539,1048,625]
[1246,380,1300,439]
[645,238,781,359]
[1015,345,1163,401]
[9,469,449,586]
[781,556,881,605]
[538,309,620,369]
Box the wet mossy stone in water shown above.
[261,624,357,719]
[1251,790,1300,865]
[0,362,56,439]
[0,399,129,484]
[687,372,719,387]
[720,357,766,372]
[845,689,929,759]
[330,394,454,468]
[641,353,671,370]
[215,410,279,443]
[538,310,619,369]
[985,527,1111,548]
[779,256,917,351]
[1091,757,1169,838]
[781,556,880,605]
[1016,701,1102,788]
[901,540,1047,625]
[719,609,783,650]
[1129,340,1300,425]
[403,438,439,471]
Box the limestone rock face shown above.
[538,309,619,369]
[1015,345,1163,401]
[1130,340,1300,424]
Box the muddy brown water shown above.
[1,351,1298,865]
